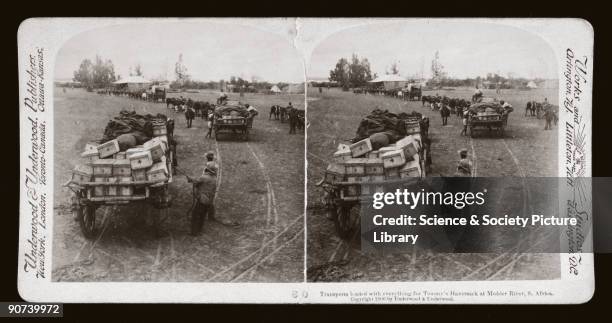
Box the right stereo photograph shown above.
[305,20,563,283]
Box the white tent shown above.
[270,85,281,93]
[526,81,538,89]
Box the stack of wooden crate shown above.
[71,124,170,197]
[323,122,424,198]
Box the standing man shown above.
[288,104,297,134]
[455,149,473,177]
[187,157,218,236]
[206,111,214,138]
[460,107,469,136]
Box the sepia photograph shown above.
[306,20,562,282]
[51,21,305,282]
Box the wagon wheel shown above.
[76,204,99,239]
[334,203,361,240]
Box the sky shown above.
[55,21,304,83]
[307,20,558,80]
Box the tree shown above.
[329,54,373,89]
[388,61,400,75]
[329,57,350,89]
[131,63,143,76]
[430,51,446,86]
[349,54,373,88]
[73,55,116,88]
[73,58,94,86]
[175,53,189,86]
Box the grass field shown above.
[306,86,560,282]
[52,88,305,282]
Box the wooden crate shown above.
[333,149,352,163]
[93,177,107,196]
[343,159,367,176]
[71,164,93,183]
[153,124,167,136]
[364,159,384,175]
[147,161,169,182]
[97,139,120,158]
[366,150,380,159]
[115,152,127,160]
[81,150,99,164]
[324,163,345,183]
[341,184,361,198]
[400,160,422,178]
[92,159,115,177]
[129,150,153,170]
[349,138,373,157]
[384,166,401,179]
[119,177,134,196]
[112,159,132,177]
[107,177,118,196]
[132,169,147,182]
[144,138,166,162]
[381,149,406,169]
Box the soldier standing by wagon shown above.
[187,153,218,236]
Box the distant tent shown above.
[270,85,281,94]
[526,81,538,89]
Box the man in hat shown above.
[187,159,218,236]
[455,149,473,177]
[460,108,469,136]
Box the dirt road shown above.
[306,88,559,282]
[52,89,304,282]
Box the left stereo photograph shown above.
[19,19,306,296]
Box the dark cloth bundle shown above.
[101,110,167,143]
[214,105,249,117]
[468,102,506,114]
[354,109,424,143]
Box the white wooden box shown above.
[92,159,115,177]
[112,159,132,177]
[93,177,107,196]
[333,149,352,163]
[324,163,346,183]
[81,150,99,164]
[97,139,120,158]
[384,167,401,179]
[366,150,380,159]
[400,160,422,178]
[144,138,166,162]
[107,177,118,196]
[153,124,167,136]
[115,152,127,160]
[349,138,373,157]
[132,169,147,182]
[364,159,384,175]
[381,150,406,169]
[126,147,145,159]
[147,161,169,182]
[129,150,153,170]
[71,164,93,183]
[395,137,419,161]
[343,159,367,176]
[119,176,134,196]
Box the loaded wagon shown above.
[65,113,175,238]
[213,103,256,141]
[467,101,513,138]
[318,110,432,238]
